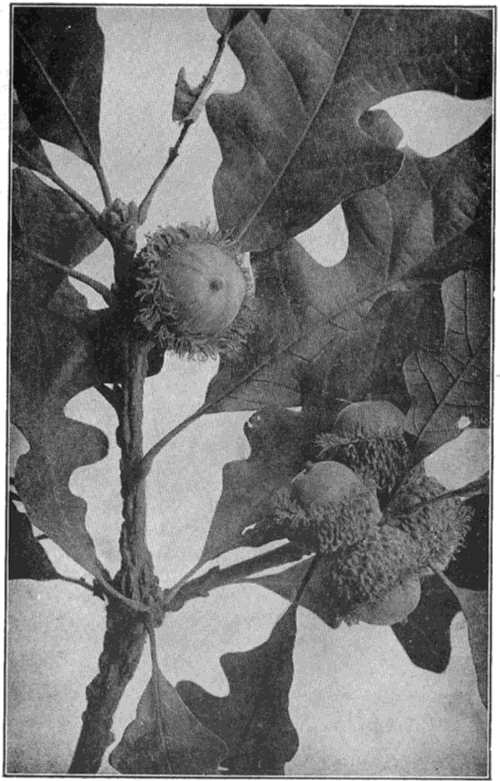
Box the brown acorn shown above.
[134,223,254,357]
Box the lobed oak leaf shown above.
[109,670,227,774]
[177,604,299,774]
[207,8,491,250]
[206,119,490,415]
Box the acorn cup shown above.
[383,463,471,572]
[134,223,255,357]
[316,400,410,505]
[264,460,382,554]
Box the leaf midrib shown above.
[414,332,489,450]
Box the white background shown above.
[5,6,493,776]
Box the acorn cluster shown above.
[257,400,470,626]
[134,223,255,358]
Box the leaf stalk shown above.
[14,142,101,224]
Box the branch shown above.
[13,242,113,304]
[15,28,112,207]
[14,142,101,225]
[69,607,147,773]
[56,574,97,595]
[70,340,159,772]
[137,27,230,224]
[163,542,305,612]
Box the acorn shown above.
[348,575,421,625]
[327,524,424,623]
[383,464,471,571]
[263,461,382,554]
[134,223,254,357]
[316,400,410,505]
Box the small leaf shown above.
[177,604,299,774]
[109,670,227,774]
[391,574,460,673]
[14,7,104,163]
[171,67,203,123]
[207,8,491,250]
[8,492,58,581]
[206,119,490,414]
[200,406,314,563]
[404,269,490,459]
[13,89,54,174]
[445,494,489,590]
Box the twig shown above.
[163,542,304,612]
[138,122,192,225]
[98,579,153,614]
[56,574,97,595]
[383,474,489,523]
[162,560,205,609]
[13,242,113,304]
[146,620,172,772]
[14,142,101,225]
[137,331,305,480]
[15,28,112,207]
[137,28,230,224]
[292,554,318,607]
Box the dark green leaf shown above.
[14,7,104,163]
[177,605,299,774]
[208,8,491,250]
[200,406,314,563]
[109,670,227,774]
[391,574,460,673]
[404,270,490,460]
[445,494,489,590]
[206,120,490,414]
[8,492,58,581]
